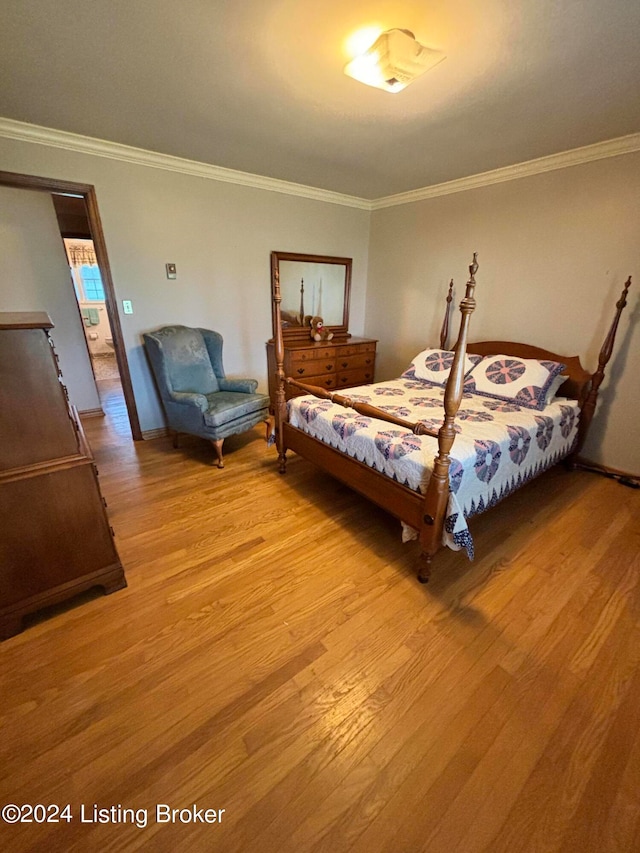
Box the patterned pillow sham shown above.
[544,373,569,405]
[465,355,567,411]
[402,349,482,387]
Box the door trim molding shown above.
[0,169,142,440]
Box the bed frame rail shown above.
[284,379,440,439]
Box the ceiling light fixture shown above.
[344,28,445,93]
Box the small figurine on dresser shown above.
[309,316,334,342]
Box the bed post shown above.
[439,279,454,350]
[272,264,288,473]
[571,275,631,459]
[419,254,478,583]
[299,278,305,325]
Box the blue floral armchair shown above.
[143,326,271,468]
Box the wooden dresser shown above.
[266,336,377,405]
[0,312,126,639]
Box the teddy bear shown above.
[309,316,334,342]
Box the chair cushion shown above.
[203,391,269,428]
[160,327,220,394]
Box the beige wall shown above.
[0,137,371,433]
[1,134,636,471]
[0,186,101,411]
[367,153,640,473]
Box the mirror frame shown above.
[271,250,352,342]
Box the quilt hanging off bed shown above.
[287,373,580,559]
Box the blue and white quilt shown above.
[287,377,579,558]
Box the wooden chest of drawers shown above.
[266,337,377,405]
[0,312,127,639]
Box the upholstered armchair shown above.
[143,325,271,468]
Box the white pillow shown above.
[466,355,567,411]
[403,349,481,387]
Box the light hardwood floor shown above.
[1,379,639,852]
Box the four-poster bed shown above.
[271,254,632,581]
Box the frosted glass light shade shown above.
[344,28,445,93]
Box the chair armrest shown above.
[219,378,258,394]
[169,391,209,412]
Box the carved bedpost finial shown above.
[617,275,632,311]
[573,275,632,457]
[273,267,281,304]
[299,278,305,324]
[439,279,455,350]
[461,252,478,314]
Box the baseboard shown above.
[78,408,105,419]
[141,427,169,440]
[574,456,640,485]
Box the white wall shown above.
[367,153,640,473]
[0,137,371,433]
[0,186,101,411]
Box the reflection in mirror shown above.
[271,251,352,341]
[279,261,345,326]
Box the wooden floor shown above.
[1,379,639,852]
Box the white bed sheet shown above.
[287,376,580,557]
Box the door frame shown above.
[0,169,142,440]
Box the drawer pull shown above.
[326,379,334,386]
[326,363,333,370]
[365,358,372,364]
[341,361,348,368]
[297,368,305,375]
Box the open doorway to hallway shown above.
[0,170,142,440]
[65,237,120,376]
[52,194,121,409]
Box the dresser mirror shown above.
[271,251,352,341]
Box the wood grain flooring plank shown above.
[1,386,639,853]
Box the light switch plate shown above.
[122,300,133,314]
[166,263,177,279]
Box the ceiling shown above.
[2,0,640,200]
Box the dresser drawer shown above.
[288,357,335,377]
[336,342,376,357]
[289,346,335,362]
[334,352,375,372]
[286,373,336,399]
[336,368,375,388]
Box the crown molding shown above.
[371,132,640,209]
[0,117,371,210]
[2,117,639,212]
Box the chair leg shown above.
[171,430,180,449]
[211,439,224,468]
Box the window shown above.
[64,239,105,302]
[79,264,105,301]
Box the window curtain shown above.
[66,242,97,267]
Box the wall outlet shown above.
[122,300,133,314]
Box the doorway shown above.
[0,170,142,440]
[52,193,121,403]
